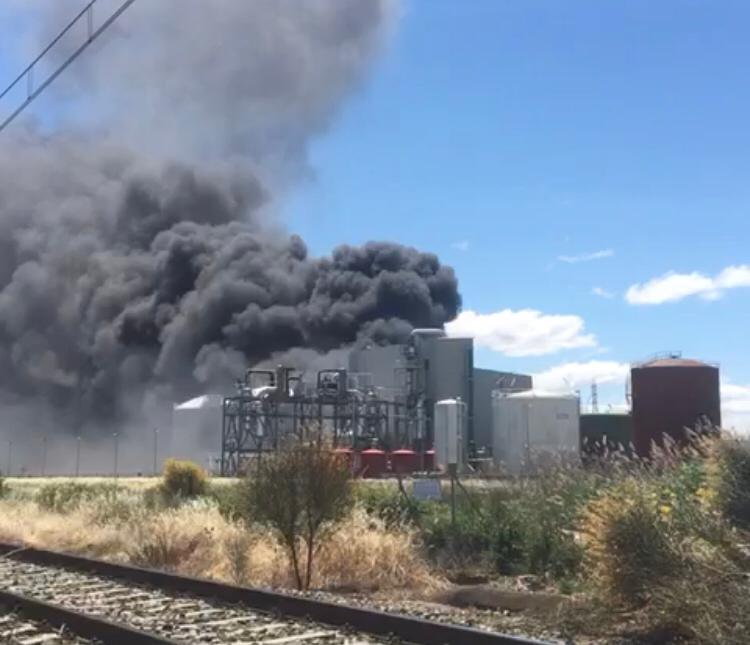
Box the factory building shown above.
[348,329,532,456]
[580,413,633,460]
[218,342,722,476]
[219,328,531,474]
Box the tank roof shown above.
[636,358,715,368]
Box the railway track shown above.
[0,607,92,644]
[0,543,551,645]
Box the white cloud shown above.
[721,382,750,435]
[558,249,614,264]
[626,265,750,305]
[591,286,614,299]
[723,384,750,414]
[451,240,470,252]
[533,360,630,393]
[445,309,596,356]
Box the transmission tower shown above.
[590,381,599,413]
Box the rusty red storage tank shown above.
[360,448,387,478]
[631,356,721,458]
[390,449,420,475]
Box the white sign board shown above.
[412,479,442,501]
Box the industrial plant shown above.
[171,332,723,478]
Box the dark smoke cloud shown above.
[0,130,460,429]
[0,1,461,435]
[13,0,398,177]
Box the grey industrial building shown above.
[348,330,532,454]
[219,328,532,474]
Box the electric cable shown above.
[0,0,137,134]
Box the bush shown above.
[706,438,750,529]
[420,493,525,574]
[418,470,598,579]
[209,482,248,522]
[242,434,353,590]
[513,470,597,578]
[579,477,680,603]
[577,456,750,643]
[223,528,253,585]
[161,459,208,500]
[128,510,213,571]
[354,483,421,528]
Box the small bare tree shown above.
[245,432,352,590]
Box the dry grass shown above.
[4,476,242,494]
[0,499,130,559]
[0,498,437,592]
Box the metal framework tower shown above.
[220,366,415,476]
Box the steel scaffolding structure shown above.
[220,367,422,476]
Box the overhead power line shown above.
[0,0,137,135]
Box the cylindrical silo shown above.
[631,357,720,457]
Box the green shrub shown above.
[419,492,525,574]
[161,459,208,500]
[209,482,247,522]
[706,438,750,529]
[354,483,421,528]
[513,472,595,578]
[418,471,597,579]
[579,477,680,603]
[578,457,750,643]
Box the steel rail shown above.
[0,542,552,645]
[0,587,174,644]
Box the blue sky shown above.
[1,1,748,429]
[283,1,750,428]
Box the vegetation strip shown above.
[0,587,174,644]
[0,543,550,645]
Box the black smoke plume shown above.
[0,1,460,433]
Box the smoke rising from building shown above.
[0,1,461,437]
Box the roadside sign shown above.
[412,478,442,501]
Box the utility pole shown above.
[41,436,47,476]
[152,428,159,476]
[6,440,11,477]
[113,432,119,479]
[75,436,81,477]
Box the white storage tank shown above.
[492,389,580,475]
[434,398,467,471]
